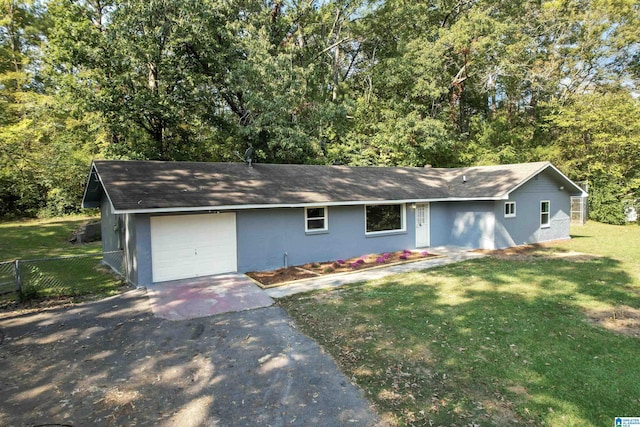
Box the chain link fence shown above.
[1,251,125,302]
[571,196,588,225]
[0,260,15,297]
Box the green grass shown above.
[279,222,640,426]
[0,215,124,303]
[0,215,103,260]
[553,221,640,285]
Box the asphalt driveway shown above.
[0,289,383,426]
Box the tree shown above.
[0,0,49,216]
[545,91,640,224]
[2,0,640,218]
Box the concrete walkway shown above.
[265,246,485,298]
[143,247,483,320]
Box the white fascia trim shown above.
[81,163,99,209]
[548,163,589,197]
[111,196,506,214]
[83,162,118,213]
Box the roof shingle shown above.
[83,160,581,213]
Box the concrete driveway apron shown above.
[146,273,274,321]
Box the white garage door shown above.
[150,213,237,283]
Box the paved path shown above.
[265,246,485,298]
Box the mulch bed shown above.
[247,249,438,286]
[474,243,599,262]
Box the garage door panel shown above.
[150,213,237,282]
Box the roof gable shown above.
[82,160,586,213]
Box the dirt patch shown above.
[247,250,437,286]
[475,244,599,262]
[585,305,640,338]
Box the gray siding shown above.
[100,196,120,252]
[100,196,123,273]
[494,169,571,249]
[124,170,573,284]
[129,206,415,282]
[430,201,496,249]
[122,214,136,284]
[237,205,416,272]
[131,215,152,286]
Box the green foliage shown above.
[16,284,39,303]
[1,0,639,218]
[544,91,640,223]
[589,178,627,225]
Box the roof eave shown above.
[82,161,118,210]
[111,196,504,214]
[81,162,100,208]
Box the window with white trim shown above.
[504,201,516,218]
[305,207,328,232]
[365,204,405,234]
[540,201,550,228]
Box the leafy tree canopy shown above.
[1,0,638,222]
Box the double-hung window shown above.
[504,201,516,218]
[305,207,328,232]
[365,204,405,234]
[540,201,550,228]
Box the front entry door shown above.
[415,203,430,248]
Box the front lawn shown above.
[279,222,640,426]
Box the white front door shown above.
[415,203,430,248]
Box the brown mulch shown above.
[474,243,552,259]
[247,250,437,286]
[474,243,599,262]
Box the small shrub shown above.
[337,259,345,264]
[17,286,40,303]
[403,249,412,254]
[332,262,340,269]
[323,266,335,273]
[311,262,321,268]
[357,259,365,264]
[376,257,386,264]
[350,262,359,269]
[399,254,408,260]
[421,251,429,256]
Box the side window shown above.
[305,207,328,232]
[504,202,516,218]
[540,201,550,227]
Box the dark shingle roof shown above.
[83,160,583,213]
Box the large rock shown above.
[70,221,102,244]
